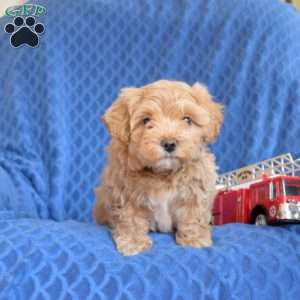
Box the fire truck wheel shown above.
[255,214,267,226]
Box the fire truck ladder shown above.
[217,153,300,189]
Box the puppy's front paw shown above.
[176,234,212,248]
[114,235,153,256]
[176,224,212,248]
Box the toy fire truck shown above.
[213,153,300,225]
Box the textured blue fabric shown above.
[1,219,300,300]
[0,0,300,299]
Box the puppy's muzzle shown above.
[161,140,177,153]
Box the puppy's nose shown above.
[161,140,176,153]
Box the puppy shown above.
[94,80,223,256]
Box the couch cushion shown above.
[0,218,299,299]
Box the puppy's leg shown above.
[112,205,152,256]
[174,197,212,248]
[93,187,110,224]
[93,199,109,224]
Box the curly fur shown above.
[94,80,223,255]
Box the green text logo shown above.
[5,4,46,17]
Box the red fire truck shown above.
[213,153,300,225]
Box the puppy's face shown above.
[103,81,223,173]
[129,87,211,173]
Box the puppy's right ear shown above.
[102,88,142,143]
[191,83,224,143]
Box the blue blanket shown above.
[0,0,300,299]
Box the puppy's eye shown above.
[143,117,151,125]
[183,116,192,125]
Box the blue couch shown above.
[1,0,300,299]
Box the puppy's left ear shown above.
[191,83,224,143]
[102,87,142,143]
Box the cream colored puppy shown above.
[94,80,223,256]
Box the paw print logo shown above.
[5,16,44,48]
